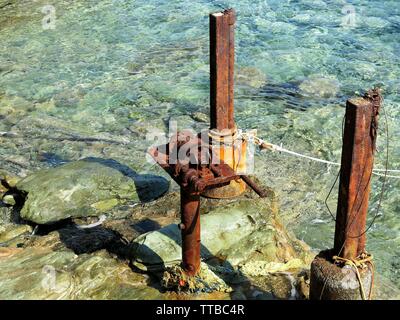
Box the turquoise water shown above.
[1,0,400,288]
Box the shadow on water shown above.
[131,218,161,233]
[57,224,131,258]
[55,221,167,292]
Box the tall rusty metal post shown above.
[209,9,235,131]
[204,9,247,198]
[334,90,381,260]
[310,89,381,300]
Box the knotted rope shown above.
[332,252,375,300]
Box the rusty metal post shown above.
[334,90,381,260]
[310,89,381,300]
[180,189,201,276]
[148,9,268,286]
[209,9,235,131]
[205,9,247,199]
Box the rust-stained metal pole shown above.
[240,175,268,198]
[180,189,201,276]
[333,89,381,260]
[206,9,247,199]
[210,9,235,131]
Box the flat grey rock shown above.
[16,158,169,224]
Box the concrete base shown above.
[310,250,373,300]
[201,179,246,199]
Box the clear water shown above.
[1,0,400,288]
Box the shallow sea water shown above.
[1,0,400,289]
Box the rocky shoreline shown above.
[0,160,314,299]
[1,158,400,299]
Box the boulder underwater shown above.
[0,247,165,300]
[9,158,169,224]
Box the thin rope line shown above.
[254,137,400,178]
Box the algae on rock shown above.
[15,159,169,224]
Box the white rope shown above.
[76,214,107,229]
[266,141,340,167]
[244,134,400,179]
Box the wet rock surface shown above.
[0,247,162,300]
[0,177,314,300]
[12,158,169,224]
[131,192,313,272]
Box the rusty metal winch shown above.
[148,130,266,276]
[148,8,266,278]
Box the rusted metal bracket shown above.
[148,131,239,276]
[148,130,267,276]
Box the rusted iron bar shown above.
[180,189,201,276]
[210,9,235,131]
[333,89,381,260]
[240,175,268,198]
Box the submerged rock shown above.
[0,224,32,243]
[190,112,209,123]
[15,158,169,224]
[0,171,20,198]
[0,206,11,225]
[2,194,16,206]
[0,247,163,300]
[235,66,267,89]
[299,75,340,98]
[0,184,6,199]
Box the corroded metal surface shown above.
[148,129,268,276]
[206,8,248,198]
[334,89,381,260]
[148,131,240,195]
[210,9,235,131]
[148,131,239,276]
[147,8,268,277]
[180,189,201,276]
[241,175,269,198]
